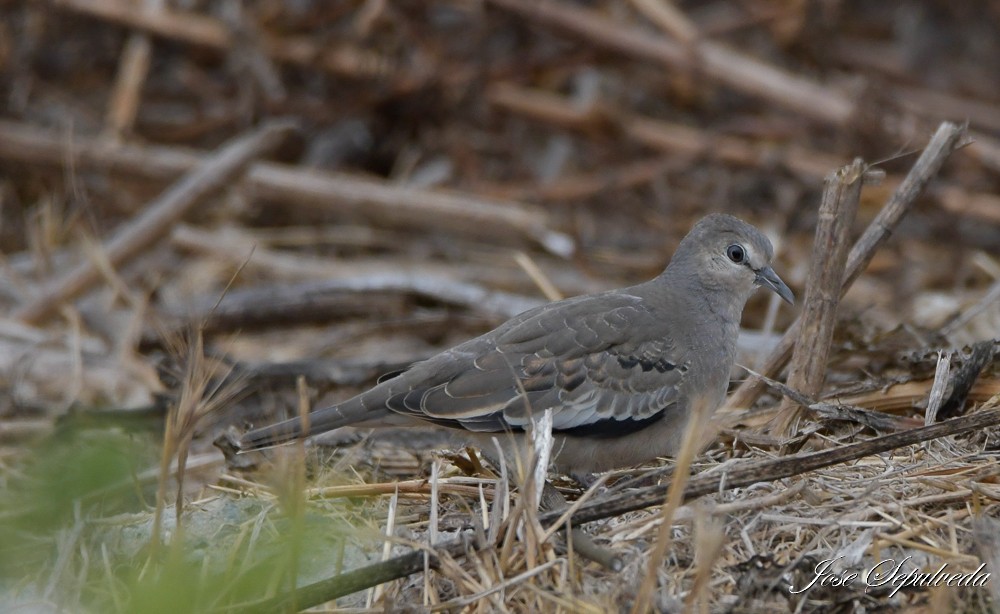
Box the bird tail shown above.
[238,397,377,451]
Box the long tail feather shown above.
[239,401,374,450]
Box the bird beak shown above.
[755,266,795,305]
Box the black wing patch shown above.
[402,409,668,439]
[616,355,677,373]
[553,411,666,438]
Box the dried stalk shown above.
[0,120,573,256]
[488,82,842,180]
[54,0,403,82]
[770,158,868,436]
[166,274,543,333]
[486,0,854,125]
[13,120,297,324]
[724,121,970,411]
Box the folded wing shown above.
[382,291,690,435]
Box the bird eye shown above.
[726,244,746,263]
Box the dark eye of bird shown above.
[726,244,746,263]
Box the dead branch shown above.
[724,121,970,411]
[53,0,407,83]
[771,158,869,436]
[245,165,575,257]
[167,224,597,295]
[12,120,297,325]
[747,370,924,433]
[487,83,842,180]
[0,120,574,256]
[159,274,544,334]
[486,0,854,125]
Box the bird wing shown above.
[382,290,690,435]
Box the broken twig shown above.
[725,121,970,411]
[771,158,869,436]
[13,120,297,325]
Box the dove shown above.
[239,213,793,475]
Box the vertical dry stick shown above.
[631,399,712,614]
[724,121,968,411]
[13,119,297,324]
[426,458,441,607]
[150,330,205,556]
[770,158,866,437]
[629,0,699,43]
[924,352,952,426]
[530,409,555,511]
[368,486,399,608]
[685,509,725,614]
[104,0,164,139]
[289,375,310,613]
[105,33,151,138]
[491,437,510,537]
[514,251,563,301]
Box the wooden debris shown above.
[13,120,298,324]
[725,122,971,412]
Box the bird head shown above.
[671,213,795,306]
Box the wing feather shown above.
[381,289,691,434]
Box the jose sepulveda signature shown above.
[789,556,990,597]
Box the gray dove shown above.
[239,214,793,475]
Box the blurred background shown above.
[1,1,999,611]
[1,0,997,415]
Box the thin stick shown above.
[924,352,952,426]
[771,158,867,436]
[368,486,398,608]
[13,120,296,324]
[724,121,969,411]
[0,120,573,256]
[486,0,854,125]
[631,398,708,613]
[170,273,544,333]
[103,0,163,140]
[540,480,621,572]
[488,83,842,181]
[514,252,564,302]
[246,164,575,257]
[629,0,698,43]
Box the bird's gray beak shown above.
[755,266,795,305]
